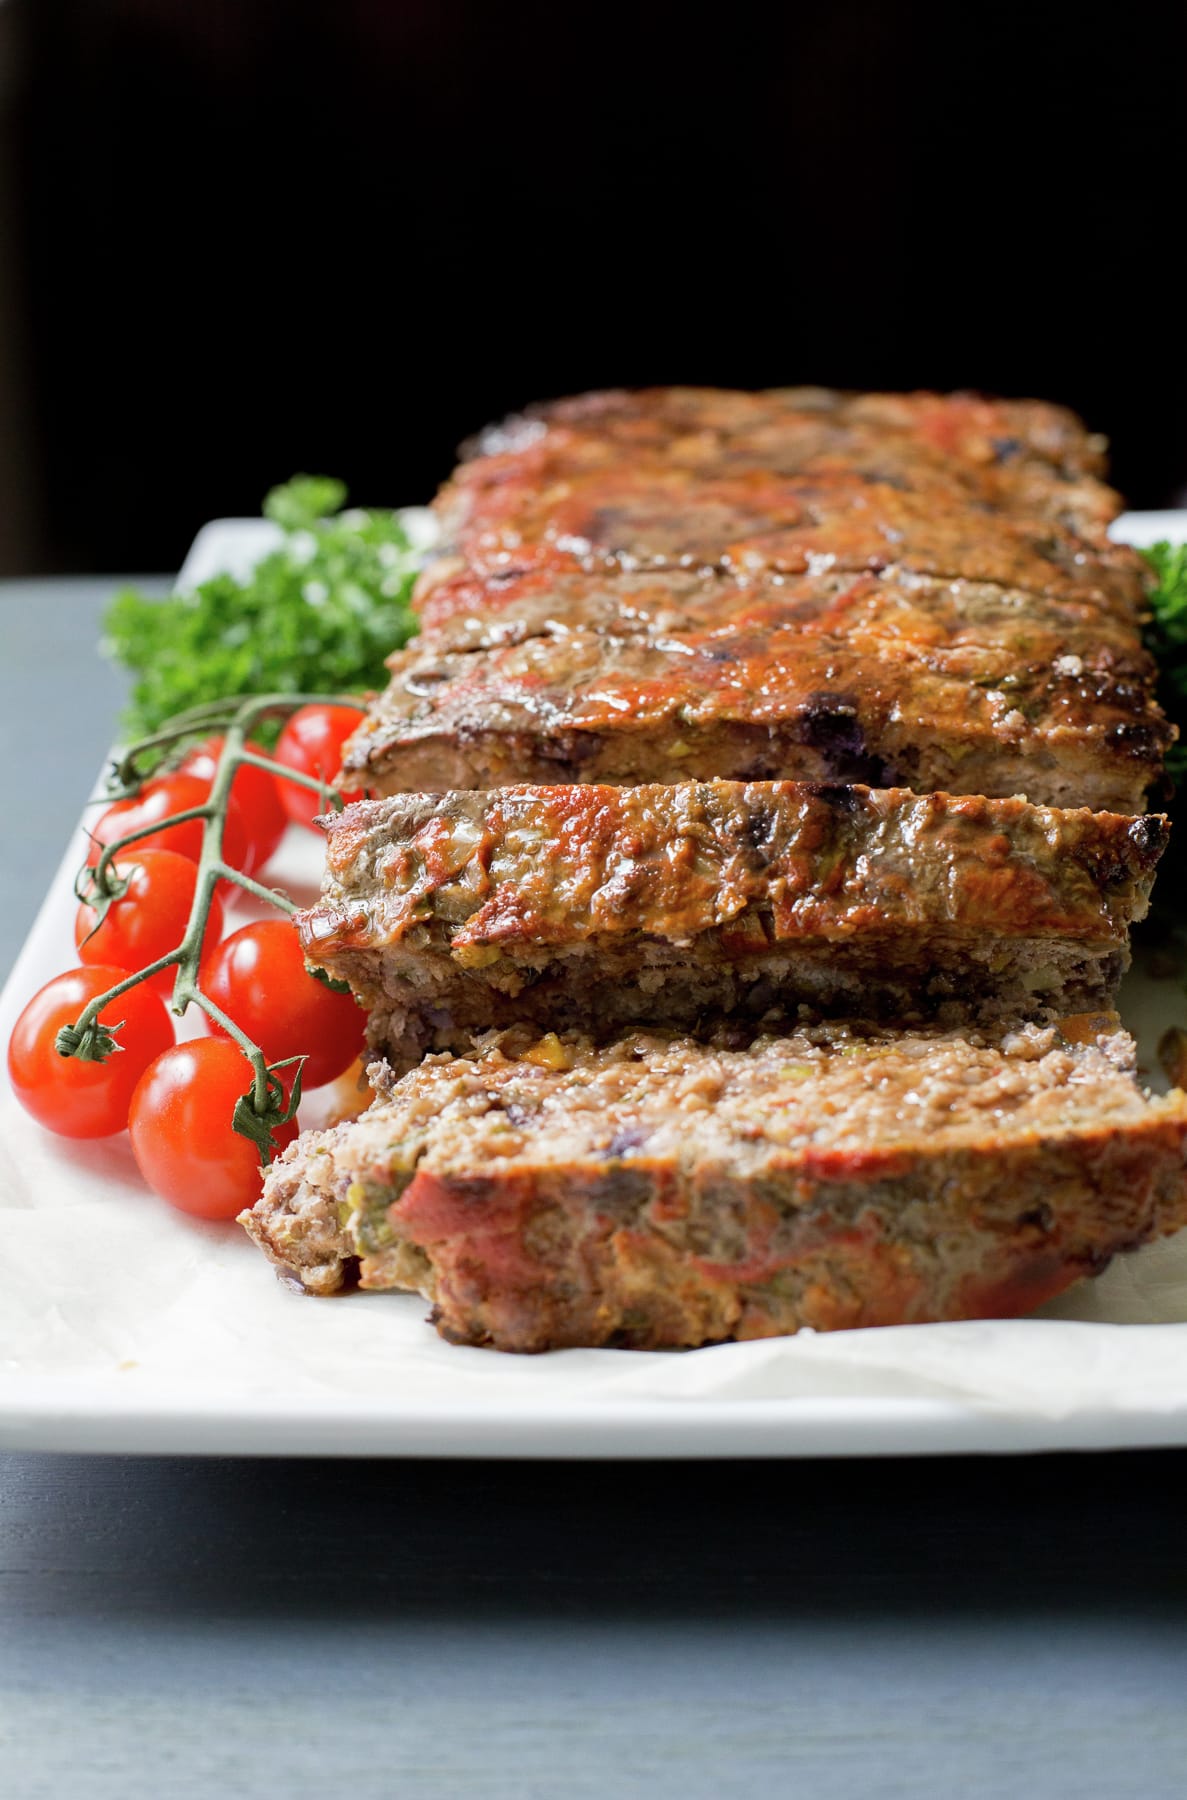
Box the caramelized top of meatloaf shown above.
[344,388,1169,809]
[433,460,1145,606]
[453,387,1121,538]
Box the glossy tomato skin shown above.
[7,965,175,1138]
[201,918,365,1087]
[128,1038,298,1220]
[75,849,223,995]
[89,773,252,873]
[273,704,368,831]
[177,736,287,876]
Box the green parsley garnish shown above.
[1142,541,1187,781]
[102,475,421,741]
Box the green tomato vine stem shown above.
[55,692,365,1160]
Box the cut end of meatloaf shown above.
[296,782,1168,1071]
[241,1017,1187,1352]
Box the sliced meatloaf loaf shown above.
[296,783,1167,1070]
[347,566,1169,809]
[242,1016,1187,1351]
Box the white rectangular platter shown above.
[3,513,1187,1458]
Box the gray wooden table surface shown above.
[2,579,1187,1800]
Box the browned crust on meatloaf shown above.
[412,561,1150,646]
[347,565,1170,810]
[242,1019,1187,1351]
[296,783,1166,1068]
[341,387,1167,810]
[454,387,1121,538]
[432,460,1146,608]
[468,387,1107,468]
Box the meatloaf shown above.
[242,1016,1187,1351]
[344,387,1169,810]
[347,565,1169,807]
[297,782,1167,1070]
[243,386,1186,1353]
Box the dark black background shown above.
[2,0,1186,575]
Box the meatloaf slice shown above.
[297,783,1167,1070]
[346,568,1170,810]
[242,1017,1187,1351]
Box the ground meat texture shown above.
[296,782,1166,1071]
[241,1017,1187,1351]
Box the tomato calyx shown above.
[50,960,168,1065]
[54,1015,124,1063]
[74,858,133,936]
[230,1055,306,1163]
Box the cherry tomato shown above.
[74,849,223,995]
[7,965,175,1139]
[88,773,252,873]
[176,736,287,876]
[201,918,365,1087]
[273,704,368,831]
[128,1038,298,1220]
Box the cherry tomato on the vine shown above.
[201,918,365,1088]
[273,704,368,831]
[7,965,175,1139]
[128,1038,298,1220]
[88,773,252,873]
[176,736,287,876]
[74,849,223,995]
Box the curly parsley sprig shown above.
[102,476,422,742]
